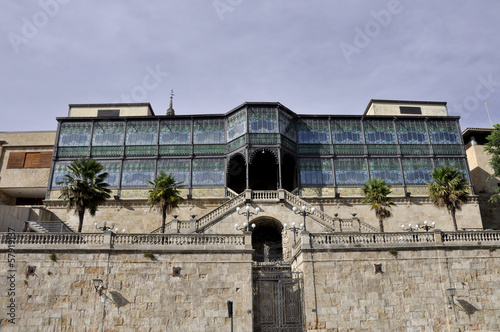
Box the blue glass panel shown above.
[59,123,92,146]
[428,121,460,144]
[100,161,121,187]
[402,158,433,185]
[121,160,155,187]
[194,119,225,144]
[434,158,469,179]
[126,121,158,145]
[331,119,363,143]
[368,158,402,184]
[298,119,330,144]
[299,159,333,186]
[51,162,71,188]
[248,108,277,133]
[396,121,428,144]
[157,160,190,184]
[192,159,225,186]
[92,122,125,146]
[364,120,396,144]
[227,110,247,142]
[279,110,296,142]
[160,120,191,145]
[334,159,368,185]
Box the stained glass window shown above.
[227,110,247,142]
[428,121,460,144]
[298,119,330,144]
[368,158,402,184]
[126,121,158,145]
[434,158,469,179]
[364,120,396,144]
[58,123,92,146]
[334,159,368,185]
[121,160,155,187]
[279,110,296,142]
[92,122,125,146]
[331,119,363,143]
[192,159,225,186]
[194,119,225,144]
[157,159,190,184]
[160,120,191,145]
[402,158,433,185]
[299,159,333,186]
[100,161,121,187]
[248,108,277,133]
[396,121,428,144]
[51,162,71,188]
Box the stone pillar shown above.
[244,231,253,250]
[434,229,443,243]
[103,230,113,249]
[278,189,285,201]
[300,230,311,249]
[189,216,197,233]
[245,189,252,202]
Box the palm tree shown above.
[362,178,395,233]
[428,166,469,231]
[147,172,185,233]
[58,158,111,233]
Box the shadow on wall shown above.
[0,206,61,232]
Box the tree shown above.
[362,178,395,233]
[147,172,185,233]
[428,166,469,231]
[484,123,500,203]
[58,158,111,233]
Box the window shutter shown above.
[39,151,53,168]
[7,152,26,168]
[24,153,41,168]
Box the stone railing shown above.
[308,230,500,248]
[196,192,246,232]
[0,232,249,251]
[227,188,239,199]
[252,190,279,201]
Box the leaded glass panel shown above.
[226,136,245,152]
[159,145,191,155]
[249,133,279,144]
[428,121,460,144]
[126,121,158,145]
[193,144,225,154]
[278,110,296,142]
[160,120,191,145]
[121,160,155,187]
[402,158,433,185]
[331,119,363,143]
[193,119,225,144]
[51,162,71,188]
[100,161,121,187]
[227,110,247,142]
[297,119,330,144]
[298,144,330,155]
[400,144,430,155]
[334,159,368,185]
[58,122,91,146]
[248,108,277,133]
[157,160,190,184]
[299,159,333,186]
[364,120,396,144]
[396,121,428,144]
[434,158,469,179]
[368,158,402,184]
[192,159,225,186]
[333,144,365,155]
[92,122,125,146]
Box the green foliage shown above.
[484,124,500,203]
[362,178,395,232]
[144,252,156,260]
[389,249,398,257]
[148,172,184,233]
[428,166,469,231]
[49,253,57,262]
[58,158,111,232]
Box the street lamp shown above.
[446,287,456,309]
[420,220,436,232]
[283,222,304,245]
[235,205,260,231]
[292,205,315,232]
[95,221,115,232]
[401,223,419,232]
[92,278,104,296]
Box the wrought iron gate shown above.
[252,264,305,332]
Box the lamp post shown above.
[283,222,304,245]
[401,223,419,232]
[235,205,260,231]
[95,221,115,232]
[420,220,436,232]
[292,205,315,232]
[92,278,104,296]
[446,287,456,309]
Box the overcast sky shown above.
[1,1,499,133]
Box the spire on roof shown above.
[167,89,175,116]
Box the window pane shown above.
[248,107,277,134]
[126,121,158,145]
[160,120,191,145]
[396,120,428,144]
[193,119,225,144]
[100,161,121,187]
[428,121,460,144]
[59,123,91,146]
[93,122,125,146]
[298,119,330,144]
[192,159,225,186]
[121,160,155,187]
[299,159,333,186]
[402,158,433,184]
[279,110,296,142]
[331,119,363,144]
[227,110,247,142]
[158,160,190,184]
[51,162,71,188]
[334,159,368,185]
[364,120,396,144]
[368,158,402,184]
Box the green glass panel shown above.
[298,144,330,155]
[299,158,333,186]
[59,122,92,146]
[122,160,155,187]
[281,136,297,152]
[158,160,190,184]
[331,119,363,143]
[126,121,158,145]
[125,145,156,156]
[57,146,88,157]
[402,158,433,185]
[278,110,296,142]
[193,144,225,154]
[249,133,278,144]
[100,161,121,187]
[298,119,330,144]
[248,107,277,133]
[428,121,460,144]
[334,158,368,185]
[192,159,225,186]
[333,144,364,155]
[364,120,396,144]
[51,162,71,188]
[159,145,191,155]
[366,144,398,154]
[226,136,245,152]
[432,144,462,155]
[368,158,402,184]
[400,144,430,155]
[396,120,428,144]
[434,158,468,179]
[227,110,247,142]
[92,122,125,146]
[91,146,122,157]
[160,120,191,145]
[193,119,225,144]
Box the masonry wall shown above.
[296,247,500,332]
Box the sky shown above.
[1,1,500,133]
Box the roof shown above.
[363,99,447,115]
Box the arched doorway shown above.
[251,217,283,262]
[281,153,297,192]
[227,154,246,193]
[249,150,278,190]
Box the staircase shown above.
[27,220,75,233]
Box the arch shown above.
[227,153,246,193]
[251,217,284,262]
[249,148,278,164]
[249,150,278,190]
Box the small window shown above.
[97,109,120,117]
[400,107,422,115]
[7,152,52,169]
